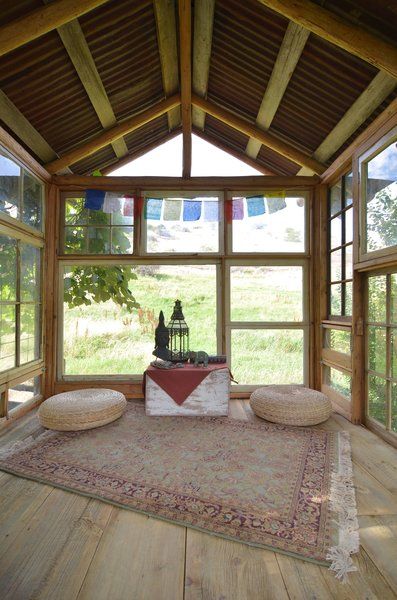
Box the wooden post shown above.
[179,0,192,178]
[312,184,328,390]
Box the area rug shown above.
[0,402,359,579]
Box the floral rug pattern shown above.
[0,402,358,568]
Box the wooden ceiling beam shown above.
[257,0,397,79]
[55,19,128,159]
[246,22,309,159]
[153,0,181,131]
[297,72,396,175]
[192,0,215,131]
[193,128,276,175]
[0,0,110,58]
[178,0,192,179]
[45,94,181,173]
[192,94,326,175]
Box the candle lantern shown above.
[167,299,189,362]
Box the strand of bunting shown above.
[84,190,287,222]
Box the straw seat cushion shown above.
[250,385,332,426]
[38,389,127,431]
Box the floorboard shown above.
[0,402,396,600]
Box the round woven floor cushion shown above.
[38,389,127,431]
[250,385,331,426]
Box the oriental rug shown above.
[0,402,359,579]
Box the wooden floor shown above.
[0,400,396,600]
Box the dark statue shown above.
[152,310,171,361]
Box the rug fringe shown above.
[326,431,360,582]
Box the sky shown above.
[109,133,262,177]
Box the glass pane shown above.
[345,172,353,207]
[330,216,342,248]
[367,326,387,375]
[87,209,110,225]
[111,227,133,254]
[345,281,353,316]
[391,330,397,379]
[368,374,387,426]
[330,249,342,282]
[22,171,42,230]
[230,266,303,322]
[330,283,341,316]
[231,329,304,385]
[146,197,220,253]
[112,200,134,225]
[0,305,15,371]
[0,234,17,301]
[20,304,41,364]
[391,274,397,324]
[20,244,41,302]
[0,151,20,220]
[391,384,397,433]
[325,366,351,398]
[8,375,41,411]
[345,244,353,280]
[330,182,342,215]
[63,265,217,375]
[324,329,351,354]
[365,140,397,253]
[345,207,353,244]
[232,196,305,253]
[65,198,88,225]
[368,275,387,322]
[64,226,86,253]
[88,228,111,253]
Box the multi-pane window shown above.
[328,173,353,317]
[0,149,43,232]
[366,273,397,436]
[0,234,42,372]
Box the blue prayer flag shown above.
[145,198,162,220]
[203,200,219,222]
[85,189,105,210]
[183,199,201,221]
[247,196,265,217]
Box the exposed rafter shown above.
[55,19,128,159]
[298,72,396,175]
[257,0,397,79]
[246,22,309,159]
[0,0,110,58]
[192,94,326,175]
[178,0,192,178]
[45,94,181,173]
[193,128,276,175]
[192,0,215,131]
[153,0,181,131]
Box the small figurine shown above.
[194,350,209,367]
[152,310,171,361]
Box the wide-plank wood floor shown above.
[0,400,396,600]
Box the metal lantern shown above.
[167,299,189,362]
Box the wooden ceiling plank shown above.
[0,0,110,58]
[257,0,397,79]
[153,0,181,131]
[192,0,215,131]
[45,94,181,173]
[297,71,396,175]
[192,94,326,174]
[246,22,310,159]
[193,127,276,175]
[178,0,192,178]
[56,18,128,159]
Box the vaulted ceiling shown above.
[0,0,396,177]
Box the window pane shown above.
[111,227,133,254]
[330,283,341,315]
[146,197,220,253]
[345,244,353,280]
[391,384,397,433]
[0,151,20,220]
[330,249,342,282]
[330,182,342,215]
[65,198,88,225]
[20,244,41,302]
[368,275,387,322]
[20,304,41,364]
[22,172,43,231]
[325,366,351,398]
[65,226,86,253]
[8,375,41,411]
[0,305,15,371]
[391,330,397,379]
[231,329,304,385]
[345,173,353,207]
[345,207,353,244]
[365,141,397,253]
[391,274,397,324]
[87,228,111,254]
[63,265,217,375]
[232,197,305,253]
[367,326,387,374]
[230,266,303,322]
[324,329,351,354]
[330,216,342,249]
[0,234,17,301]
[368,374,387,426]
[345,281,353,316]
